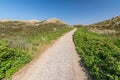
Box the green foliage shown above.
[0,41,31,79]
[73,28,120,80]
[0,21,72,80]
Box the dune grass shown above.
[0,22,72,80]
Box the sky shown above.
[0,0,120,25]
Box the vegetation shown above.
[0,40,31,79]
[88,16,120,36]
[73,28,120,80]
[0,21,72,80]
[74,24,85,28]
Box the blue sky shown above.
[0,0,120,25]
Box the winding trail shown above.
[12,29,89,80]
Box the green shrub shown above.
[0,23,72,80]
[73,28,120,80]
[0,41,31,79]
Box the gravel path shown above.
[12,29,89,80]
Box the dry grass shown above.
[89,28,118,34]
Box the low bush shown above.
[0,41,31,79]
[73,28,120,80]
[0,22,72,80]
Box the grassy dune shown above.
[0,21,72,80]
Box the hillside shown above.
[42,18,66,24]
[0,18,68,38]
[0,18,72,80]
[88,16,120,35]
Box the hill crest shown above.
[43,18,66,24]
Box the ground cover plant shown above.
[73,28,120,80]
[0,21,72,80]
